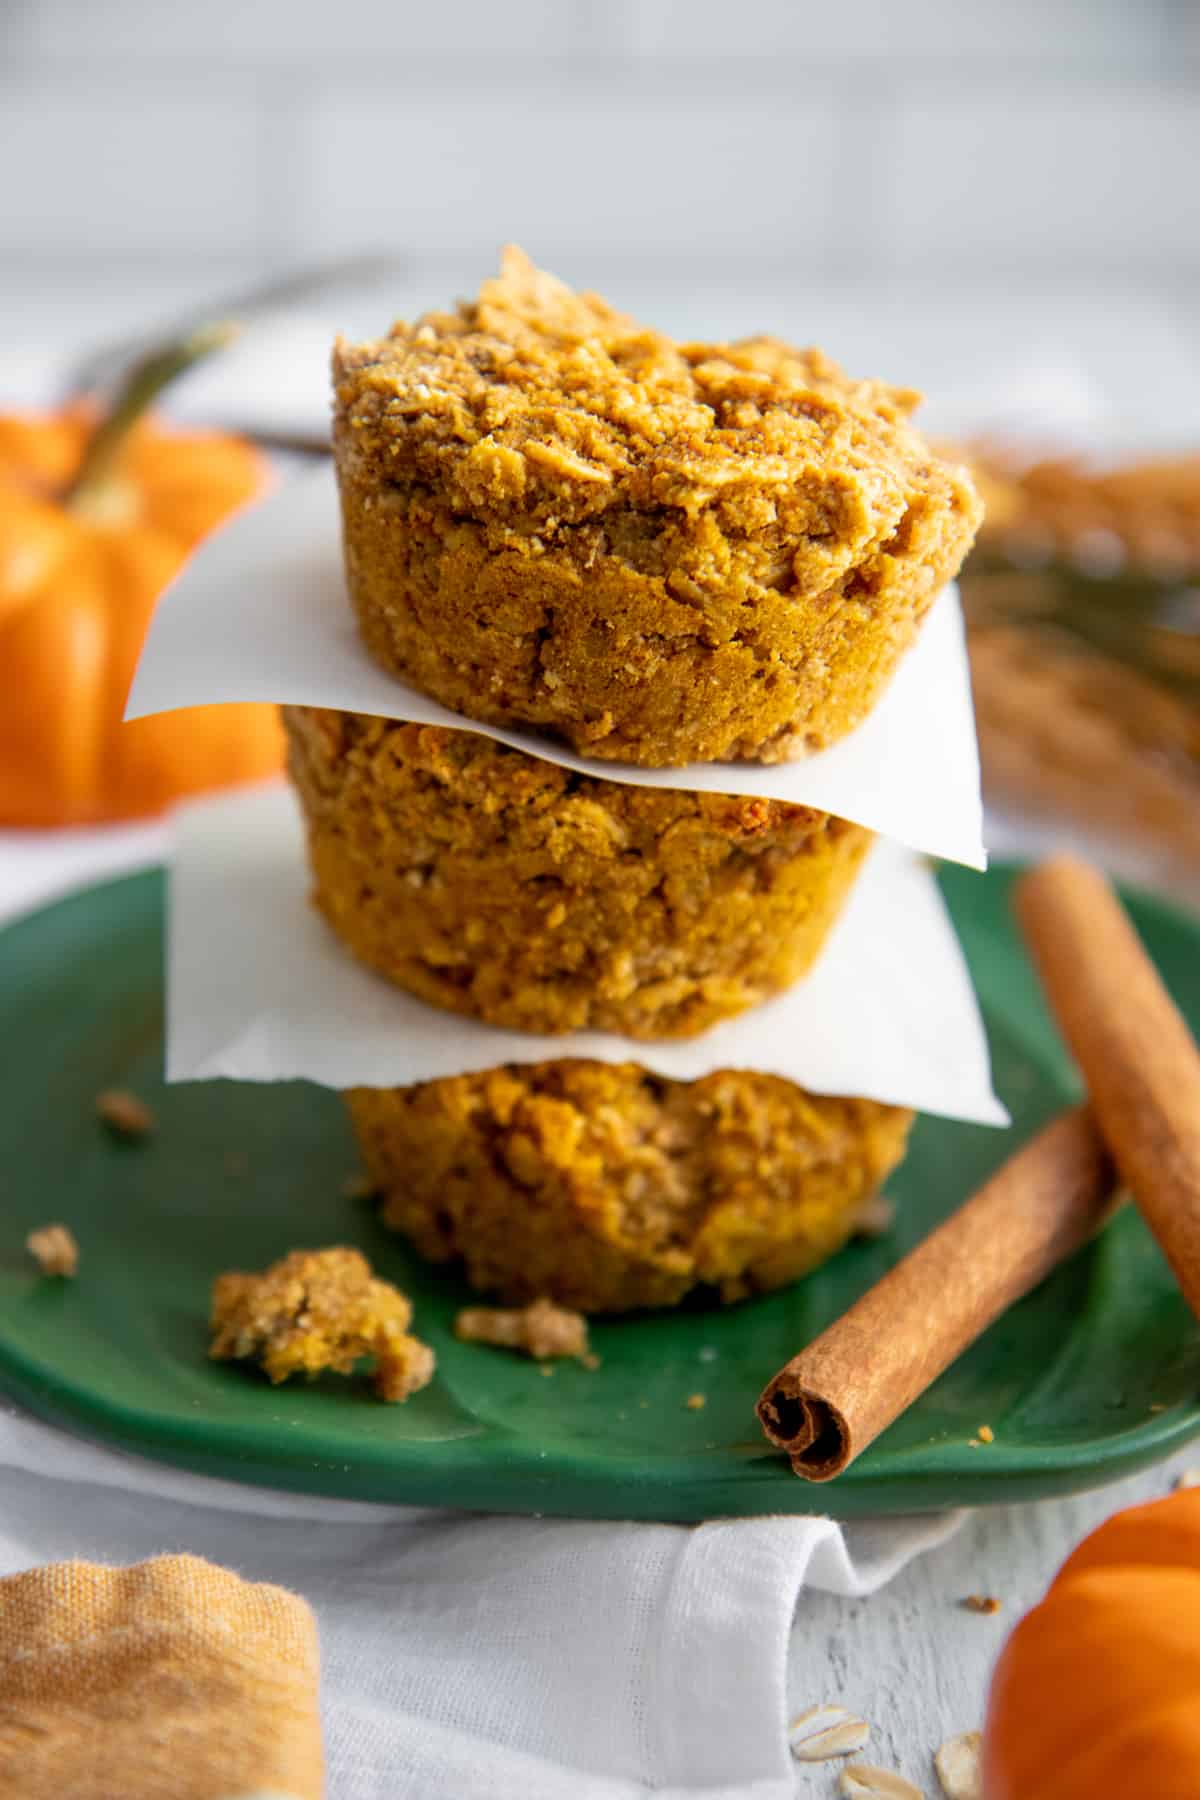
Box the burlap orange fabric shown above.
[0,1553,323,1799]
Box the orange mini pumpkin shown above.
[0,327,283,826]
[984,1488,1200,1799]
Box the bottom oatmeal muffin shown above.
[347,1063,912,1314]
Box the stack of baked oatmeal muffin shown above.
[283,249,982,1315]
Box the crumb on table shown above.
[454,1296,589,1360]
[962,1593,1002,1615]
[685,1393,707,1411]
[934,1731,982,1800]
[209,1246,434,1402]
[96,1088,155,1140]
[977,1423,995,1444]
[25,1224,78,1277]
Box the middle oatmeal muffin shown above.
[347,1062,913,1314]
[333,247,982,768]
[285,706,872,1039]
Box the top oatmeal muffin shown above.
[333,248,982,768]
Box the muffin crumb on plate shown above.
[455,1296,589,1360]
[96,1088,154,1140]
[26,1223,78,1277]
[209,1246,434,1402]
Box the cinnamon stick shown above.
[1015,854,1200,1321]
[757,1107,1117,1480]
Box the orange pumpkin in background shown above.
[983,1488,1200,1800]
[0,326,284,827]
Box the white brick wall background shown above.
[1,0,1198,428]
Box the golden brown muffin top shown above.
[333,248,979,585]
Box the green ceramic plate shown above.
[0,863,1198,1521]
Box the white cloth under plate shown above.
[126,468,986,871]
[0,1404,962,1800]
[168,782,1007,1125]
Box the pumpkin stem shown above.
[66,321,241,508]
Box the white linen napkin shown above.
[0,1404,962,1800]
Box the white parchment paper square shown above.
[167,783,1007,1125]
[129,470,986,869]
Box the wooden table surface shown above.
[788,1447,1198,1796]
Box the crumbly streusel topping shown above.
[333,247,977,589]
